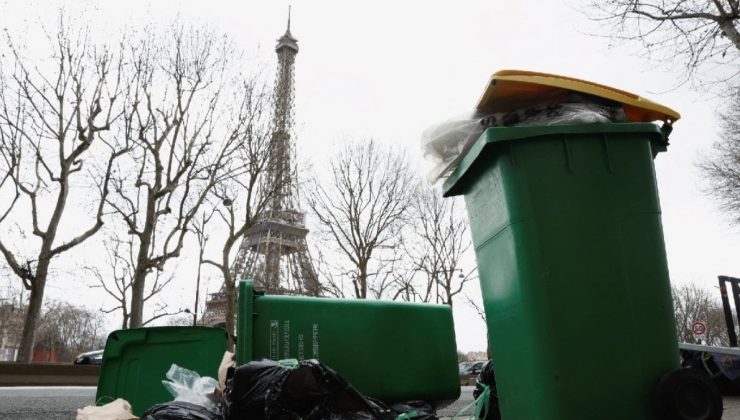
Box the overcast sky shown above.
[0,0,737,352]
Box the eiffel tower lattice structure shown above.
[201,11,319,327]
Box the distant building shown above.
[0,301,24,362]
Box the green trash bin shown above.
[236,280,460,404]
[96,326,228,416]
[443,123,680,420]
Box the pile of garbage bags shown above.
[84,358,438,420]
[223,359,436,420]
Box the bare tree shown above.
[404,188,474,306]
[199,78,280,348]
[698,94,740,222]
[308,140,417,299]
[106,27,245,328]
[586,0,740,86]
[0,19,125,362]
[312,248,344,298]
[86,234,184,329]
[34,300,105,362]
[672,283,731,346]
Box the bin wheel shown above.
[654,367,722,420]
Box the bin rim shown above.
[101,325,228,358]
[477,69,680,123]
[442,123,666,197]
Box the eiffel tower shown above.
[201,10,319,327]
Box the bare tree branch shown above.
[308,140,417,299]
[671,283,732,345]
[698,92,740,222]
[0,15,125,362]
[585,0,740,89]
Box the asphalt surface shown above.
[0,386,96,419]
[2,386,740,419]
[438,386,475,417]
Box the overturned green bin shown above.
[96,326,228,416]
[443,123,680,419]
[236,280,460,404]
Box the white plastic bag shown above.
[218,350,236,391]
[161,364,219,409]
[76,398,138,420]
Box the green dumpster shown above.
[443,123,680,419]
[236,280,460,404]
[96,326,228,416]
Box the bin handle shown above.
[659,122,673,145]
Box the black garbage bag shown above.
[223,359,291,419]
[141,401,223,420]
[472,361,501,420]
[263,359,387,419]
[223,359,436,420]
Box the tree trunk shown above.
[129,193,157,328]
[16,177,68,362]
[129,267,147,328]
[358,260,368,299]
[16,264,48,362]
[224,266,236,351]
[719,19,740,52]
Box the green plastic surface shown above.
[96,326,228,416]
[237,280,460,403]
[443,124,680,420]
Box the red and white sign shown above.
[691,321,707,337]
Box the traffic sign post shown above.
[691,321,707,344]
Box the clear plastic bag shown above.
[161,364,219,410]
[421,93,628,183]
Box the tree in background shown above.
[308,140,417,299]
[33,300,105,362]
[672,283,731,346]
[698,95,740,223]
[587,0,740,86]
[105,26,249,328]
[86,234,186,329]
[402,188,474,306]
[0,16,125,362]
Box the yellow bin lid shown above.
[476,70,680,123]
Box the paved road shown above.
[438,386,475,417]
[1,386,740,419]
[0,386,96,419]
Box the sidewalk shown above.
[724,396,740,419]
